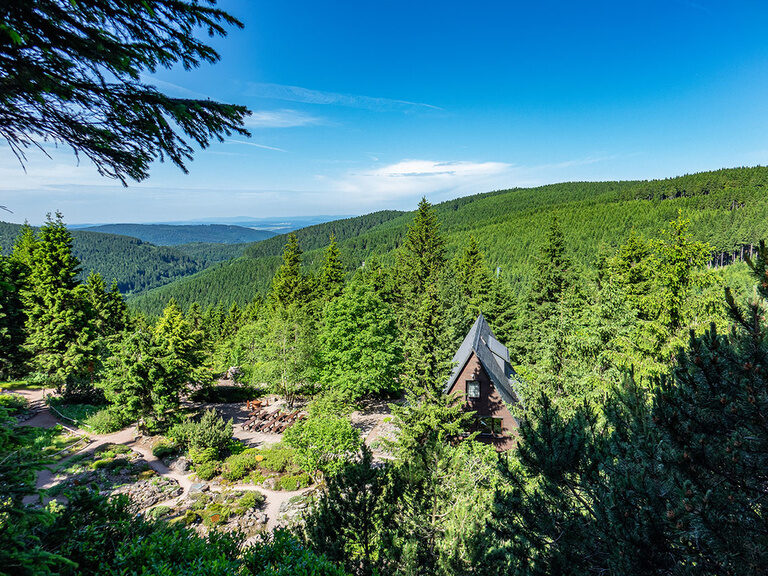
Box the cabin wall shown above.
[448,352,518,451]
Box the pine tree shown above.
[319,234,345,301]
[24,212,96,390]
[401,283,453,395]
[269,233,308,309]
[397,198,446,299]
[0,253,28,379]
[85,272,117,337]
[106,279,128,334]
[154,298,207,387]
[455,236,490,316]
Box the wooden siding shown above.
[447,352,518,451]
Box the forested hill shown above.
[0,223,253,294]
[80,223,276,245]
[129,166,768,315]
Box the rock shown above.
[170,457,190,473]
[189,482,209,496]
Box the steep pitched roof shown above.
[444,313,522,407]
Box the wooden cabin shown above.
[444,313,521,451]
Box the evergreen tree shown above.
[301,446,399,576]
[0,253,28,379]
[319,234,345,301]
[23,213,96,390]
[85,272,126,337]
[397,198,446,299]
[455,236,491,316]
[401,283,453,395]
[269,233,307,309]
[318,281,402,398]
[221,302,242,338]
[154,298,207,387]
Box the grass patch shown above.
[0,380,47,391]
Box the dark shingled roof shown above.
[444,313,522,407]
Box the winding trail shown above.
[14,389,309,529]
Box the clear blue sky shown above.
[4,0,768,224]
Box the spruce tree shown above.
[0,253,28,379]
[319,234,345,301]
[24,212,96,390]
[455,236,491,316]
[270,233,308,309]
[397,198,446,299]
[85,272,126,337]
[154,299,207,387]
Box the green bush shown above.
[92,457,130,472]
[168,409,233,459]
[248,470,266,485]
[0,393,28,414]
[222,449,261,482]
[148,505,171,520]
[85,408,128,433]
[201,503,230,528]
[274,472,312,492]
[152,439,178,459]
[189,446,218,465]
[236,491,265,512]
[258,444,296,473]
[195,460,221,481]
[95,443,132,456]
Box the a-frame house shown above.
[444,313,521,451]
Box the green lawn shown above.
[0,380,48,391]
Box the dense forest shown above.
[3,191,768,575]
[80,223,276,245]
[0,223,255,294]
[129,166,768,314]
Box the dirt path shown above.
[14,390,307,529]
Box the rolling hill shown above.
[79,223,276,245]
[128,166,768,315]
[0,224,257,294]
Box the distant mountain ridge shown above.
[0,223,261,294]
[128,166,768,315]
[79,223,277,245]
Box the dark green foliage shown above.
[484,241,768,576]
[319,234,345,301]
[269,233,310,310]
[23,213,97,391]
[81,224,275,245]
[397,197,446,299]
[1,0,249,184]
[130,167,768,315]
[168,408,233,459]
[301,446,398,576]
[0,254,28,379]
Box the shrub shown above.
[222,449,261,482]
[283,414,362,479]
[258,444,296,473]
[0,393,27,414]
[248,470,266,485]
[274,472,312,492]
[236,491,265,513]
[148,505,171,519]
[138,470,156,480]
[201,503,230,528]
[168,409,233,459]
[92,457,130,471]
[152,439,178,459]
[195,460,221,481]
[86,408,128,433]
[189,446,218,465]
[95,443,132,456]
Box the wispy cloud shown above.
[334,159,512,204]
[674,0,711,14]
[249,82,443,113]
[225,139,287,152]
[244,109,325,128]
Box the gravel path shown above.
[13,389,309,529]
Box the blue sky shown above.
[4,0,768,224]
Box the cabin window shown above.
[466,380,480,399]
[480,417,503,435]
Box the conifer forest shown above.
[2,1,768,575]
